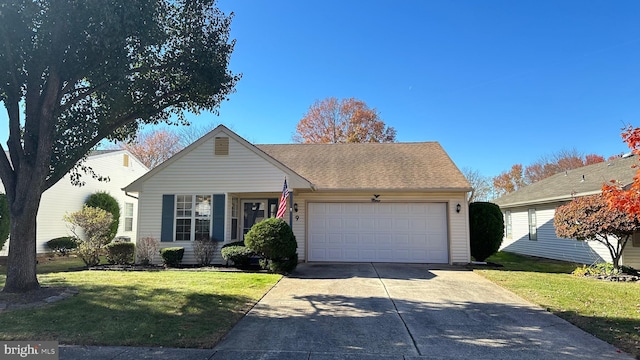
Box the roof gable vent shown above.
[215,137,229,156]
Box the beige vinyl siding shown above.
[0,151,147,255]
[296,191,469,264]
[500,205,614,265]
[290,193,306,261]
[134,135,293,264]
[622,244,640,269]
[138,138,293,195]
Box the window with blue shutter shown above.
[160,195,175,242]
[212,194,225,241]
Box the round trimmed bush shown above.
[46,236,78,256]
[85,192,120,241]
[105,241,135,265]
[469,202,504,262]
[220,242,255,269]
[244,218,297,274]
[160,247,184,267]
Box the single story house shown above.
[493,155,640,269]
[124,125,472,264]
[0,150,149,255]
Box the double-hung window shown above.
[528,209,537,241]
[124,202,134,232]
[175,195,212,241]
[505,210,512,239]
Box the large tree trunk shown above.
[2,167,44,293]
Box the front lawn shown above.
[474,252,640,358]
[0,257,281,348]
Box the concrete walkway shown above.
[61,263,633,359]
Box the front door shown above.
[241,199,279,238]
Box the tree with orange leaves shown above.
[602,126,640,217]
[555,194,639,271]
[293,97,396,143]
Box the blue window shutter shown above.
[161,195,175,242]
[212,194,225,241]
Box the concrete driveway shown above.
[213,263,631,360]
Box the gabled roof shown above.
[124,125,313,192]
[125,125,471,193]
[493,155,638,208]
[257,142,471,191]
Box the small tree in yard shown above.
[64,206,113,266]
[469,202,504,262]
[554,194,640,271]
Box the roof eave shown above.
[495,189,602,208]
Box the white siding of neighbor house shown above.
[295,192,469,264]
[134,135,293,264]
[500,204,615,265]
[0,151,148,255]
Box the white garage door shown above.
[308,203,448,263]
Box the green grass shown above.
[0,257,281,348]
[474,252,640,358]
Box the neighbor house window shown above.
[528,208,537,241]
[505,210,512,239]
[175,195,212,241]
[231,197,239,240]
[124,202,134,232]
[123,153,130,167]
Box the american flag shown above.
[276,179,289,219]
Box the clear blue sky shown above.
[209,0,640,178]
[1,0,639,179]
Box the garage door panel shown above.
[308,202,449,263]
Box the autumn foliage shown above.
[554,194,639,270]
[115,129,181,169]
[493,150,605,197]
[294,97,396,143]
[602,126,640,217]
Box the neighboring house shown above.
[493,155,640,269]
[0,150,149,255]
[124,125,472,265]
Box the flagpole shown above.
[289,188,294,226]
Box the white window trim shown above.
[174,195,212,241]
[124,202,134,232]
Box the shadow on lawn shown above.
[472,251,580,274]
[0,282,253,348]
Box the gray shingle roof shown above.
[257,142,471,191]
[493,155,638,207]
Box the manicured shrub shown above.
[105,241,135,265]
[261,253,298,274]
[469,202,504,262]
[160,247,184,267]
[136,236,159,265]
[245,218,297,274]
[0,193,9,251]
[193,237,218,265]
[46,236,78,256]
[220,242,255,269]
[85,192,121,241]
